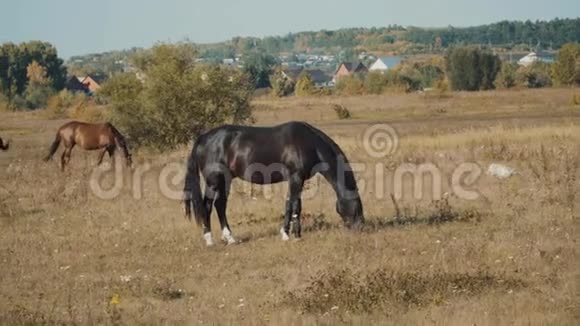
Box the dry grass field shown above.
[0,88,579,325]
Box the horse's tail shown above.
[183,139,206,226]
[43,133,61,161]
[107,123,132,166]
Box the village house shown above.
[333,61,368,83]
[369,56,404,72]
[80,74,107,93]
[517,52,555,67]
[64,74,108,94]
[65,75,88,93]
[282,67,334,88]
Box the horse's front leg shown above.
[201,190,215,246]
[281,174,304,240]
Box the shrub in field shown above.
[332,104,351,119]
[100,43,254,150]
[335,74,365,95]
[397,65,423,92]
[295,72,315,96]
[517,62,552,88]
[44,90,87,119]
[364,71,389,94]
[68,101,108,123]
[269,68,295,97]
[551,42,580,86]
[495,62,518,89]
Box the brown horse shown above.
[44,121,132,171]
[0,137,8,151]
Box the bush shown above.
[416,62,445,88]
[68,101,108,122]
[335,74,365,95]
[44,90,88,119]
[100,43,254,150]
[552,42,580,86]
[495,62,518,89]
[24,84,54,110]
[44,96,67,119]
[332,104,351,119]
[269,68,295,97]
[364,71,389,94]
[434,77,450,97]
[397,65,423,92]
[517,62,552,88]
[295,72,315,96]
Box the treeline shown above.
[0,41,67,110]
[405,18,580,49]
[197,18,579,58]
[67,48,141,76]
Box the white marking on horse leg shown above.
[221,228,236,245]
[280,227,290,241]
[203,232,214,247]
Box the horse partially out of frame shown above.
[0,137,8,151]
[183,121,364,246]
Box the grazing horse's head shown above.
[336,196,364,229]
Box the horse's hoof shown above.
[203,233,215,247]
[221,229,236,245]
[280,228,290,241]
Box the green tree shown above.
[0,41,66,109]
[101,43,254,150]
[295,72,315,96]
[552,42,580,86]
[242,51,276,88]
[24,61,54,109]
[445,47,501,91]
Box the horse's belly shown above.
[238,170,287,184]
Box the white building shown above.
[369,56,404,72]
[517,52,554,67]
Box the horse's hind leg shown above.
[281,174,304,240]
[201,178,218,246]
[107,145,116,165]
[61,146,72,172]
[97,148,108,165]
[214,175,235,245]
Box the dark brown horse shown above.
[44,121,132,171]
[0,137,8,151]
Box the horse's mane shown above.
[300,122,348,162]
[300,122,359,195]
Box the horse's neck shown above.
[321,159,358,201]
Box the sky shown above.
[1,0,578,59]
